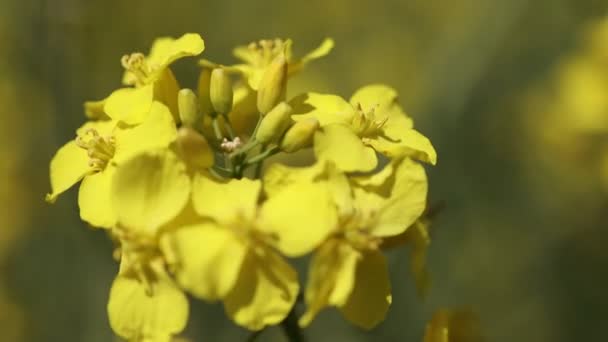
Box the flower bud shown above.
[279,118,319,153]
[175,127,214,169]
[255,102,293,144]
[210,68,233,114]
[257,53,287,115]
[178,88,200,127]
[197,68,214,117]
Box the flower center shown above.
[121,52,156,86]
[220,137,243,153]
[246,39,287,67]
[351,103,388,138]
[75,128,116,171]
[112,227,163,296]
[338,210,382,251]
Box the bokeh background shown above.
[2,0,608,341]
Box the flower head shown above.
[104,33,205,125]
[46,102,177,228]
[291,84,437,171]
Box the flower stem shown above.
[222,113,236,139]
[244,146,279,166]
[246,329,263,342]
[253,144,268,179]
[280,304,305,342]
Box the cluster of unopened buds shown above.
[47,33,442,341]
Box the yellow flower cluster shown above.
[46,33,436,341]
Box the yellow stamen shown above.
[121,52,155,86]
[75,129,116,171]
[351,102,388,138]
[247,39,287,67]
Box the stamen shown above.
[121,52,153,86]
[246,39,286,67]
[351,102,388,137]
[220,137,242,153]
[75,128,116,171]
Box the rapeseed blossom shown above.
[47,32,439,341]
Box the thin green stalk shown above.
[244,146,279,166]
[222,113,236,139]
[280,305,305,342]
[211,116,224,141]
[246,329,264,342]
[253,144,268,179]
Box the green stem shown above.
[250,113,263,140]
[207,167,227,180]
[280,305,305,342]
[212,117,224,141]
[244,146,279,166]
[246,329,263,342]
[229,139,260,159]
[222,113,236,139]
[253,144,268,179]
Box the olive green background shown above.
[1,0,608,341]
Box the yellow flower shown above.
[266,158,428,329]
[104,33,205,125]
[161,175,336,330]
[291,84,437,172]
[200,38,334,91]
[46,102,177,228]
[108,149,192,342]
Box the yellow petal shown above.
[300,241,359,327]
[290,93,355,126]
[262,162,325,197]
[113,101,177,164]
[84,98,110,120]
[349,84,399,116]
[260,182,338,257]
[107,274,188,342]
[372,128,437,165]
[192,176,261,225]
[246,68,265,91]
[407,220,431,298]
[233,45,257,65]
[301,38,335,64]
[228,83,259,138]
[372,158,428,237]
[162,222,247,301]
[314,124,377,172]
[104,85,155,125]
[288,38,335,75]
[153,68,181,123]
[75,119,116,136]
[78,166,117,228]
[339,250,391,330]
[112,150,190,236]
[224,247,299,330]
[350,159,396,190]
[46,140,90,203]
[146,33,205,74]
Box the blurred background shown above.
[2,0,608,341]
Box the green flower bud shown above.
[197,68,214,117]
[178,88,200,127]
[255,102,293,144]
[257,53,287,115]
[279,118,319,153]
[175,126,214,169]
[210,68,233,114]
